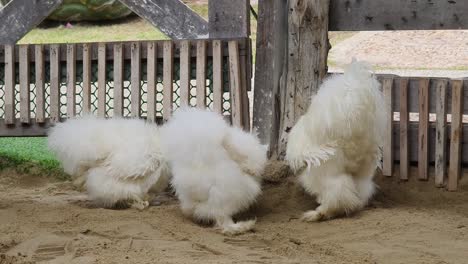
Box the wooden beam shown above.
[448,80,463,191]
[329,0,468,31]
[278,0,330,157]
[0,0,64,45]
[209,0,250,38]
[118,0,208,39]
[252,0,288,156]
[382,78,394,177]
[418,78,430,180]
[435,80,448,187]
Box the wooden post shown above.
[382,78,394,177]
[209,0,249,38]
[277,0,331,157]
[253,0,288,156]
[448,80,464,191]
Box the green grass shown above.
[0,137,66,179]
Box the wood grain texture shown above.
[147,42,157,122]
[196,41,207,108]
[399,78,409,180]
[179,40,190,107]
[82,43,92,114]
[97,43,106,118]
[113,43,124,117]
[448,80,463,191]
[212,40,223,114]
[228,41,243,128]
[66,44,76,118]
[4,45,15,124]
[418,78,429,180]
[382,78,394,177]
[49,45,60,123]
[209,0,249,38]
[35,45,46,123]
[130,42,141,118]
[435,79,448,187]
[19,45,30,123]
[163,41,174,121]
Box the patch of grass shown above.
[0,137,67,179]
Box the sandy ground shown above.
[1,163,468,264]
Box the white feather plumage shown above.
[48,115,169,209]
[286,60,388,221]
[160,108,267,235]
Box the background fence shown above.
[0,38,251,136]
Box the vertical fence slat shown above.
[228,41,243,128]
[418,78,430,180]
[131,42,141,118]
[50,45,60,123]
[66,44,76,118]
[382,78,393,177]
[4,45,15,124]
[19,45,30,123]
[435,79,448,187]
[35,45,45,123]
[213,40,223,114]
[147,42,157,122]
[399,78,409,180]
[113,43,124,117]
[448,80,463,191]
[82,43,92,114]
[179,40,190,107]
[239,48,250,131]
[196,40,207,108]
[163,41,174,121]
[97,43,106,118]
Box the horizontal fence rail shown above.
[0,39,251,136]
[376,75,468,191]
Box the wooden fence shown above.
[0,38,251,136]
[378,76,467,191]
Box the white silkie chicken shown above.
[160,108,268,235]
[48,115,169,210]
[285,60,387,222]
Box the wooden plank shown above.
[49,45,60,123]
[97,43,106,118]
[35,45,46,123]
[0,0,65,45]
[228,41,243,128]
[82,43,92,114]
[448,80,463,191]
[418,78,429,180]
[329,0,468,31]
[4,45,15,124]
[19,45,30,123]
[209,0,250,38]
[147,42,157,122]
[179,40,190,107]
[212,40,223,114]
[113,43,124,117]
[66,44,76,118]
[435,79,448,187]
[130,42,141,118]
[118,0,208,39]
[163,41,174,121]
[382,78,394,177]
[196,40,207,108]
[239,42,251,131]
[399,78,409,180]
[252,0,288,155]
[278,0,330,157]
[0,119,53,137]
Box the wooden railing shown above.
[0,38,252,136]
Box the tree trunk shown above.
[277,0,331,157]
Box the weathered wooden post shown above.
[253,0,330,158]
[253,0,288,157]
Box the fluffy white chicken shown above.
[48,115,169,210]
[285,60,387,222]
[160,108,267,235]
